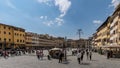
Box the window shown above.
[113,30,115,34]
[17,39,19,42]
[4,31,6,34]
[9,32,11,35]
[17,33,19,36]
[23,40,24,43]
[4,38,6,41]
[8,27,10,30]
[9,39,11,42]
[4,26,6,29]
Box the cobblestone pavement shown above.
[0,52,120,68]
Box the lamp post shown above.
[77,29,83,49]
[63,36,67,61]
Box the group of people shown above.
[36,49,44,60]
[77,49,92,64]
[45,48,93,64]
[0,49,27,59]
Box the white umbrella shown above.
[50,48,62,51]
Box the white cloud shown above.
[39,16,48,20]
[93,20,102,24]
[42,17,64,26]
[37,0,52,6]
[55,17,64,26]
[6,0,17,9]
[43,21,54,26]
[54,0,71,18]
[40,16,44,19]
[110,0,120,8]
[37,0,71,26]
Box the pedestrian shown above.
[89,50,92,60]
[47,54,51,60]
[81,50,85,61]
[110,50,113,58]
[58,51,63,63]
[86,50,89,60]
[36,50,40,59]
[39,49,44,60]
[107,50,110,59]
[72,50,74,56]
[77,50,81,64]
[4,51,9,59]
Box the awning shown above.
[50,48,62,51]
[102,45,120,48]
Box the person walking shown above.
[36,50,40,59]
[4,51,9,59]
[81,50,85,61]
[47,51,51,60]
[77,51,81,64]
[107,50,110,59]
[58,51,63,63]
[47,54,51,60]
[39,49,44,60]
[86,49,89,60]
[89,50,92,60]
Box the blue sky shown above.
[0,0,119,39]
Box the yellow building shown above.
[0,23,25,49]
[0,23,13,49]
[109,3,120,45]
[119,20,120,45]
[93,3,120,48]
[95,17,111,47]
[13,27,25,49]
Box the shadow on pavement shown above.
[80,62,90,65]
[61,60,70,64]
[91,60,98,61]
[109,58,120,61]
[37,58,47,61]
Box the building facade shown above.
[109,4,120,45]
[0,23,25,50]
[93,3,120,48]
[25,32,64,49]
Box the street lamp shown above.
[77,29,83,49]
[63,36,67,61]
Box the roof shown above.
[0,23,25,31]
[96,16,110,31]
[112,3,120,15]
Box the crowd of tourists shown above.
[0,47,93,65]
[41,48,93,64]
[0,49,35,59]
[76,49,92,64]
